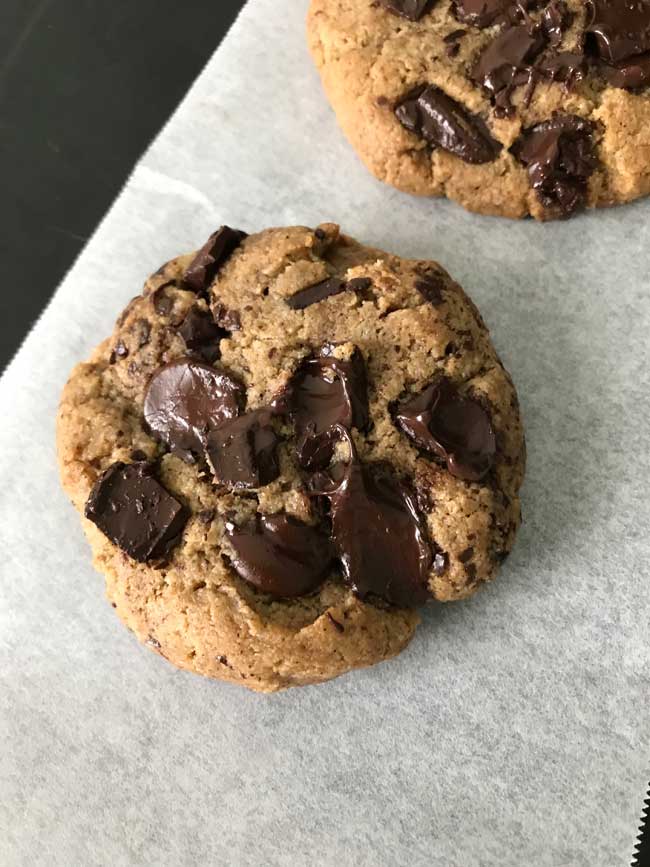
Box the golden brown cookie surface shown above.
[57,224,525,691]
[307,0,650,219]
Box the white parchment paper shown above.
[1,1,649,864]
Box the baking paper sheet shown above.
[1,1,649,864]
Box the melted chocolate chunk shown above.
[542,1,570,46]
[85,462,188,562]
[225,513,333,597]
[315,432,432,607]
[415,271,446,305]
[600,53,650,88]
[585,0,650,64]
[395,85,501,164]
[511,114,597,216]
[143,359,243,460]
[379,0,433,20]
[183,226,247,294]
[395,379,496,481]
[206,409,279,489]
[471,25,547,116]
[535,51,586,85]
[453,0,531,29]
[290,346,369,470]
[177,307,227,363]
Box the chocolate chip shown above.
[130,449,148,462]
[109,340,129,365]
[183,226,247,294]
[395,86,501,164]
[197,509,215,524]
[314,228,326,240]
[290,345,369,470]
[379,0,433,20]
[84,462,188,562]
[459,546,474,563]
[327,612,345,633]
[143,359,244,461]
[134,319,151,348]
[346,277,374,297]
[287,277,346,310]
[471,25,547,117]
[146,635,162,649]
[511,115,597,217]
[394,379,496,481]
[212,303,241,331]
[314,429,432,608]
[225,513,333,598]
[206,409,279,489]
[152,282,175,317]
[415,272,446,305]
[177,307,226,363]
[444,28,466,42]
[585,0,650,64]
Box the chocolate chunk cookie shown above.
[57,223,525,692]
[307,0,650,219]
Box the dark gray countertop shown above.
[0,0,244,370]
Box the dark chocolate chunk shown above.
[415,271,446,305]
[183,226,247,294]
[134,319,151,348]
[395,85,501,164]
[453,0,530,29]
[109,340,129,365]
[197,509,215,524]
[535,51,586,85]
[130,449,148,462]
[152,283,175,317]
[599,53,650,88]
[212,303,241,331]
[287,277,346,310]
[346,277,374,296]
[206,409,279,489]
[585,0,650,64]
[290,345,369,470]
[84,462,188,562]
[177,307,227,363]
[511,114,597,216]
[143,359,243,460]
[459,546,474,563]
[327,612,345,633]
[379,0,433,21]
[542,1,570,46]
[314,429,432,608]
[225,513,333,598]
[471,25,547,116]
[394,378,496,481]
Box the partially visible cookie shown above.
[307,0,650,219]
[57,223,525,692]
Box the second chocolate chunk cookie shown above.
[308,0,650,220]
[57,223,525,692]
